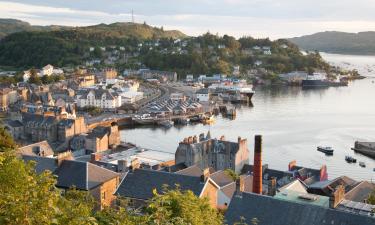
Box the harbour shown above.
[121,53,375,182]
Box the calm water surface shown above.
[121,53,375,181]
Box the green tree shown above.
[0,151,61,224]
[28,69,42,85]
[146,187,223,225]
[368,189,375,206]
[224,169,239,181]
[0,127,17,151]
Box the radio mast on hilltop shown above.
[131,10,134,23]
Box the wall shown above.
[200,180,218,208]
[90,176,119,210]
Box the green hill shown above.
[288,31,375,55]
[0,19,328,78]
[0,18,66,39]
[0,20,187,67]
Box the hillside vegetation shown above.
[0,19,329,78]
[289,31,375,55]
[0,18,66,39]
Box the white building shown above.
[23,70,31,82]
[76,89,121,109]
[195,89,210,102]
[120,91,143,104]
[41,64,54,76]
[254,60,263,66]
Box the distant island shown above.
[288,31,375,55]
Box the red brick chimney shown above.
[252,135,263,194]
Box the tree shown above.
[0,151,61,224]
[28,69,42,85]
[224,169,239,181]
[368,190,375,206]
[0,127,17,151]
[146,186,223,225]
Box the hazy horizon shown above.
[2,0,375,39]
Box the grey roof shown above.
[22,113,58,126]
[86,126,109,139]
[17,141,55,157]
[55,160,119,190]
[344,181,375,203]
[225,192,375,225]
[210,170,234,187]
[22,155,58,174]
[175,165,203,177]
[308,176,358,196]
[115,169,206,200]
[79,89,115,100]
[5,119,23,127]
[241,164,288,181]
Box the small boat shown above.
[158,120,173,128]
[202,113,215,123]
[317,146,334,155]
[359,162,366,168]
[189,115,201,123]
[345,156,357,163]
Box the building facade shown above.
[175,132,249,174]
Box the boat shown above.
[345,156,357,163]
[302,73,329,88]
[173,118,189,125]
[317,146,334,155]
[202,113,215,123]
[189,115,202,123]
[351,141,375,159]
[158,120,174,128]
[359,162,366,168]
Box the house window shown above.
[102,191,106,200]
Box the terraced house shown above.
[76,88,122,109]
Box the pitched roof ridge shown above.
[136,168,201,178]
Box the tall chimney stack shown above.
[252,135,263,194]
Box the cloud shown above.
[1,0,375,39]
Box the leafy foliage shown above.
[0,127,17,151]
[146,187,223,225]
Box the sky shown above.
[1,0,375,39]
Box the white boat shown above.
[359,162,366,168]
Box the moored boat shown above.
[158,120,174,128]
[345,156,357,163]
[359,161,366,168]
[317,146,334,155]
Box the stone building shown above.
[175,132,249,174]
[21,111,87,143]
[83,123,120,153]
[55,160,119,210]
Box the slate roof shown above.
[22,155,58,174]
[115,169,206,200]
[55,160,119,190]
[175,165,203,177]
[22,113,58,126]
[225,192,375,225]
[308,176,358,196]
[210,170,234,187]
[344,181,375,203]
[86,126,109,139]
[17,141,55,157]
[241,164,288,182]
